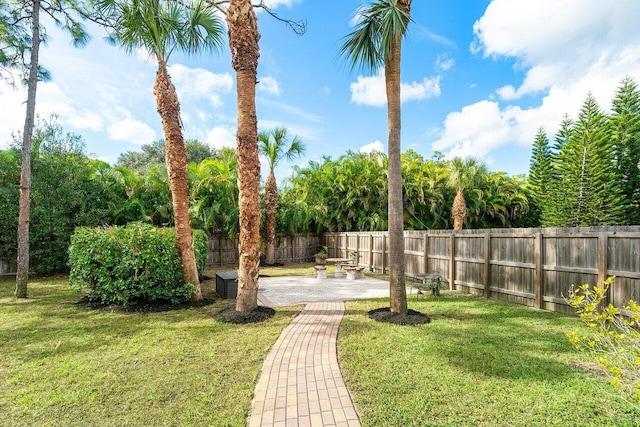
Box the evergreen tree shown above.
[552,94,625,226]
[610,76,640,225]
[553,114,574,152]
[528,127,552,225]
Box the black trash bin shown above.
[215,271,238,299]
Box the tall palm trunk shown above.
[227,0,261,313]
[452,189,466,230]
[153,58,202,301]
[386,0,411,314]
[15,0,41,299]
[264,170,277,264]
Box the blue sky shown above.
[2,0,640,183]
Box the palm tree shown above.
[447,158,488,230]
[189,148,239,238]
[340,0,412,314]
[226,0,262,313]
[258,127,305,265]
[102,0,225,301]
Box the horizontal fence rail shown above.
[0,235,322,275]
[325,226,640,315]
[207,234,321,267]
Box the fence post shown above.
[484,230,491,298]
[534,232,543,309]
[382,233,387,275]
[449,231,456,290]
[598,231,609,305]
[423,232,429,275]
[356,234,360,266]
[369,234,374,272]
[334,233,339,259]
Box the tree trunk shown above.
[264,170,278,265]
[386,0,411,315]
[227,0,261,313]
[452,189,466,230]
[15,0,41,299]
[153,58,201,301]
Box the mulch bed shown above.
[216,304,276,324]
[75,296,216,313]
[368,307,431,325]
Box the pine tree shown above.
[544,115,574,226]
[528,127,552,225]
[610,76,640,225]
[552,94,625,226]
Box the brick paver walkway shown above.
[248,301,361,427]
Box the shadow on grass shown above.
[340,293,584,384]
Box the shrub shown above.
[566,277,640,406]
[69,222,207,305]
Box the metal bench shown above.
[409,269,443,299]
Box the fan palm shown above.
[102,0,225,300]
[225,0,262,313]
[340,0,412,314]
[258,127,305,265]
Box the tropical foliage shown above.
[280,150,532,234]
[258,127,305,265]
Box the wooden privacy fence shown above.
[0,235,321,274]
[0,258,17,276]
[207,234,321,266]
[325,226,640,315]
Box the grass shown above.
[339,292,640,426]
[0,275,300,426]
[4,267,640,426]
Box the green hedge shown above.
[69,222,207,305]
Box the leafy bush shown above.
[69,222,207,305]
[566,277,640,406]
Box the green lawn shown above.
[339,292,640,426]
[3,269,640,426]
[0,275,300,426]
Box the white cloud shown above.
[473,0,640,101]
[433,1,640,163]
[135,47,156,65]
[0,79,105,146]
[108,119,156,145]
[350,73,386,107]
[206,126,236,149]
[0,83,27,147]
[66,110,105,131]
[170,63,233,108]
[350,70,441,107]
[403,76,441,103]
[436,53,455,71]
[259,0,302,9]
[360,140,384,154]
[415,24,457,48]
[258,76,280,96]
